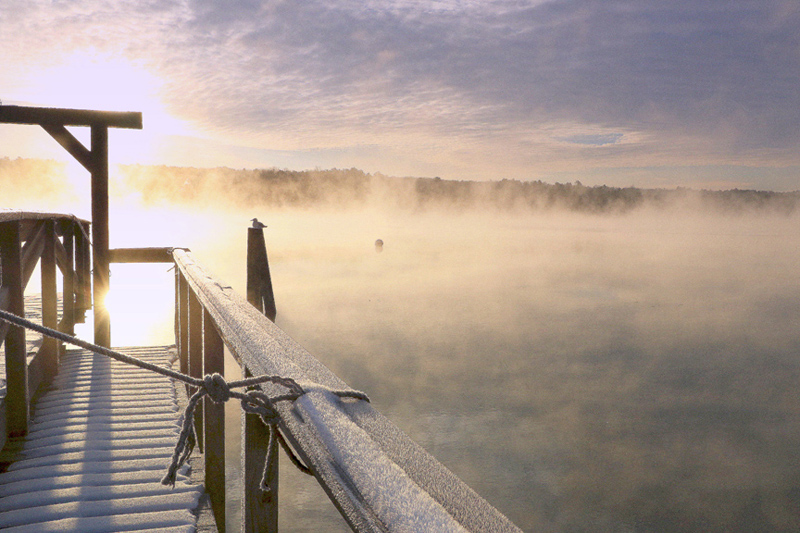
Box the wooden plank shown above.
[41,123,94,172]
[0,212,88,225]
[0,105,142,129]
[0,221,29,438]
[109,247,175,263]
[203,310,226,533]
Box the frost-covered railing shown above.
[170,240,522,532]
[0,211,91,451]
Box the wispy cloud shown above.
[1,0,799,188]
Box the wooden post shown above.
[0,221,28,437]
[188,289,204,451]
[91,125,111,347]
[246,227,277,321]
[40,221,59,382]
[177,273,190,384]
[244,229,279,531]
[62,222,75,335]
[74,222,91,322]
[203,309,226,532]
[242,366,277,533]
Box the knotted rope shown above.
[0,308,369,491]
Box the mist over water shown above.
[252,208,800,532]
[5,162,800,531]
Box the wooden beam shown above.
[91,125,110,347]
[41,124,94,173]
[1,221,29,438]
[54,236,69,273]
[109,247,175,263]
[203,309,226,532]
[0,105,142,129]
[62,227,76,335]
[40,221,59,384]
[20,222,46,289]
[246,228,277,321]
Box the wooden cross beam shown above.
[0,105,143,348]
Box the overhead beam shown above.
[0,105,142,129]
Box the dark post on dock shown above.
[0,105,143,347]
[244,226,278,531]
[246,227,277,322]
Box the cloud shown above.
[2,0,800,186]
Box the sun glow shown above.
[103,264,176,347]
[17,50,193,164]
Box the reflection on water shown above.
[104,207,800,532]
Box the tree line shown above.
[2,157,799,214]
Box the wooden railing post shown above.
[177,272,189,381]
[203,309,226,532]
[40,220,59,382]
[74,222,89,322]
[188,289,204,451]
[0,221,28,437]
[242,365,277,533]
[61,222,75,336]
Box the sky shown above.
[1,0,799,190]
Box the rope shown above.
[0,307,369,491]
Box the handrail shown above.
[172,248,521,532]
[0,213,92,450]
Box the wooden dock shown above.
[0,346,209,532]
[0,106,522,532]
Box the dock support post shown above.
[243,226,279,531]
[0,221,28,437]
[74,222,91,322]
[246,227,276,321]
[40,221,59,382]
[91,125,111,348]
[203,309,226,532]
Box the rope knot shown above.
[241,390,280,424]
[203,373,231,403]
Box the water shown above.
[107,207,800,532]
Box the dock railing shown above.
[169,228,522,532]
[2,217,520,532]
[0,212,91,450]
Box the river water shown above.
[105,207,800,532]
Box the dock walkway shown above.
[0,346,207,532]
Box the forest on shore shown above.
[3,157,799,214]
